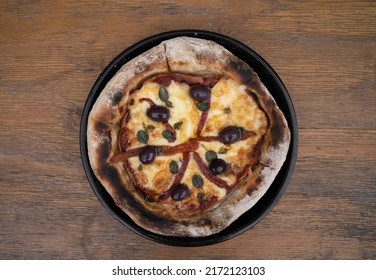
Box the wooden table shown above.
[1,0,375,260]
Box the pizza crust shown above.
[165,37,254,84]
[87,37,290,237]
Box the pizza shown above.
[87,36,290,237]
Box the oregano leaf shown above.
[173,121,183,130]
[169,161,179,175]
[192,174,204,188]
[158,86,169,102]
[136,130,149,144]
[205,150,217,162]
[196,101,210,112]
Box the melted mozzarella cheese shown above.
[124,76,267,205]
[196,138,259,186]
[178,154,227,209]
[128,153,181,193]
[126,80,199,149]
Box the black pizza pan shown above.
[80,30,298,247]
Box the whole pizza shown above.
[87,36,290,237]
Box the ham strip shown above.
[139,98,155,106]
[192,152,230,191]
[197,110,209,136]
[109,147,142,163]
[197,94,211,136]
[158,152,191,201]
[242,129,256,140]
[195,136,218,142]
[249,136,264,165]
[159,140,199,156]
[110,140,199,164]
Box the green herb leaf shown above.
[205,150,217,162]
[138,164,143,171]
[165,100,173,108]
[197,192,204,203]
[218,147,229,154]
[196,101,210,112]
[136,130,149,144]
[169,160,179,175]
[142,121,155,133]
[162,129,174,141]
[192,174,204,188]
[158,86,169,102]
[224,107,232,114]
[173,121,183,130]
[145,124,155,132]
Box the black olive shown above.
[138,146,157,165]
[189,85,211,101]
[171,184,190,201]
[209,158,227,175]
[146,105,170,122]
[218,126,242,144]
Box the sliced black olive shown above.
[189,85,211,101]
[218,126,242,144]
[171,184,190,201]
[209,158,227,175]
[146,105,170,122]
[138,146,157,165]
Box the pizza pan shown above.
[80,30,298,247]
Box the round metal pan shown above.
[80,30,298,246]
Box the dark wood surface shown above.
[1,0,375,259]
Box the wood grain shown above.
[0,0,375,259]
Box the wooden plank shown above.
[0,0,375,259]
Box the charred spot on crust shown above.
[99,165,128,198]
[226,59,254,85]
[245,85,286,148]
[246,75,263,93]
[270,108,287,147]
[139,212,175,229]
[107,130,112,145]
[255,175,263,185]
[96,135,111,164]
[195,51,217,65]
[117,190,177,229]
[246,186,256,195]
[94,120,109,134]
[197,218,214,227]
[112,90,123,106]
